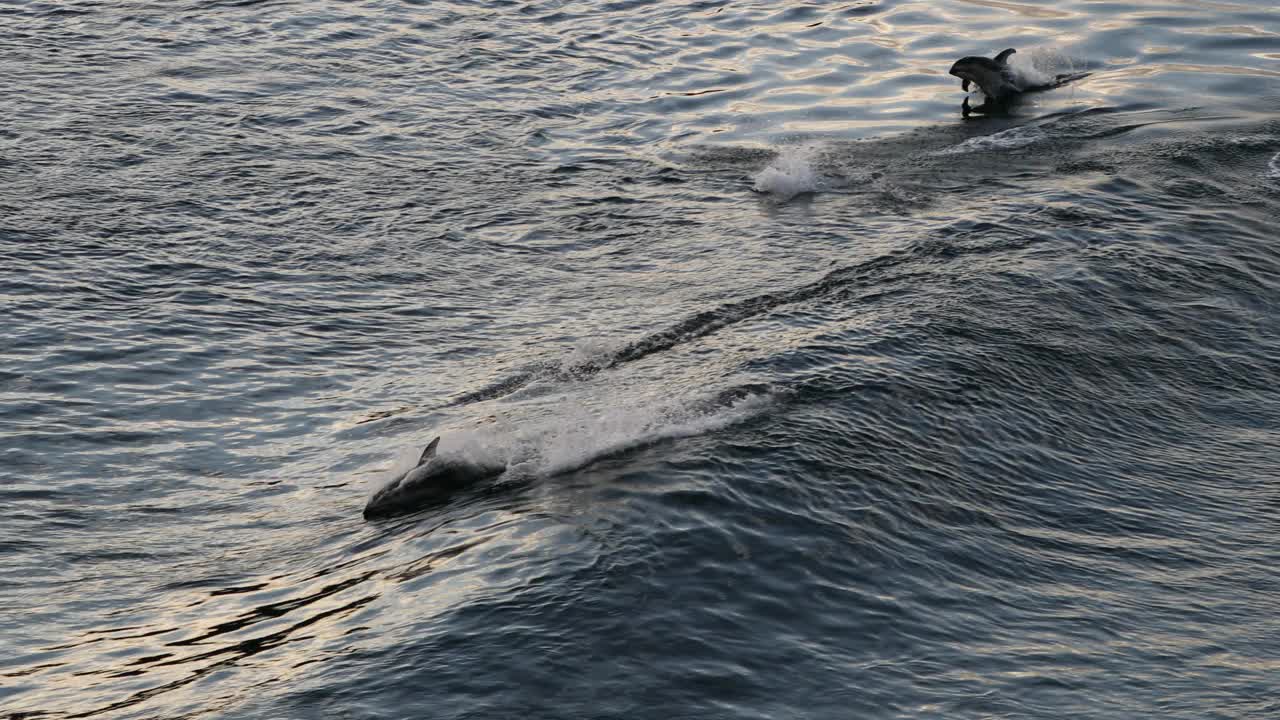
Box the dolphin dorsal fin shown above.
[417,437,441,466]
[994,48,1016,65]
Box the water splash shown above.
[1006,46,1077,89]
[752,145,825,201]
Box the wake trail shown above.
[446,231,1031,409]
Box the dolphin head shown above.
[362,437,508,520]
[948,48,1018,101]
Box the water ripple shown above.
[3,0,1280,717]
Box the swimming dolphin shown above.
[362,437,507,520]
[948,48,1088,116]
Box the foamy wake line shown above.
[752,146,824,201]
[933,125,1048,156]
[525,388,773,476]
[403,387,775,484]
[1268,151,1280,180]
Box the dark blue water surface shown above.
[3,0,1279,717]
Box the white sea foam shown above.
[752,145,824,201]
[1268,151,1280,180]
[383,387,774,488]
[518,388,773,477]
[1005,46,1071,89]
[932,125,1048,156]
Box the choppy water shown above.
[3,0,1279,717]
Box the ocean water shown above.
[2,0,1279,717]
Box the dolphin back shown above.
[417,437,440,465]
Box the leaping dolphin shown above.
[948,48,1088,117]
[362,437,507,520]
